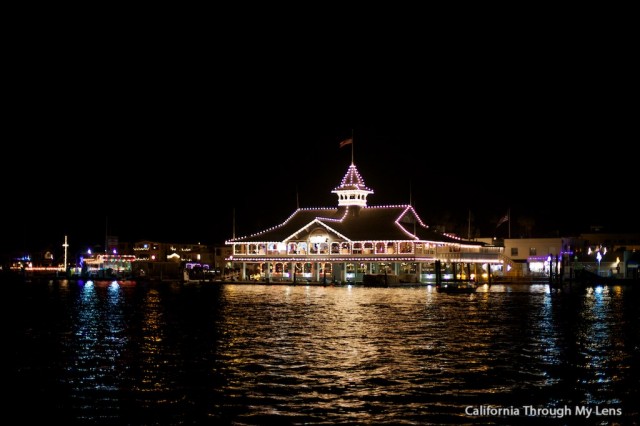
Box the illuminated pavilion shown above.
[226,162,505,284]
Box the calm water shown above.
[10,279,640,425]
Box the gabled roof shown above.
[227,205,476,245]
[226,160,484,246]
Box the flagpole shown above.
[350,128,354,164]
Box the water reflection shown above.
[575,286,629,405]
[127,286,183,423]
[66,280,126,422]
[545,284,640,417]
[11,280,640,424]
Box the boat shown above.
[436,281,477,293]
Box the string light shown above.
[225,161,505,269]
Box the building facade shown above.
[131,240,230,279]
[478,232,640,279]
[501,237,574,277]
[226,163,505,284]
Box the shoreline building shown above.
[226,162,506,284]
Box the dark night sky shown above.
[2,57,637,257]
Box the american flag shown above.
[339,138,353,148]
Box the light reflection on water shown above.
[11,280,640,424]
[67,280,126,422]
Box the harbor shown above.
[9,277,640,424]
[3,135,639,424]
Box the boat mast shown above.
[62,235,69,272]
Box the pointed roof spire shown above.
[331,163,373,207]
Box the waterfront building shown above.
[494,237,575,278]
[226,162,506,284]
[131,240,228,279]
[572,232,640,279]
[478,232,640,280]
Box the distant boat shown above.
[436,281,477,293]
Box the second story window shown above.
[364,242,374,254]
[400,242,412,253]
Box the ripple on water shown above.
[10,280,640,424]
